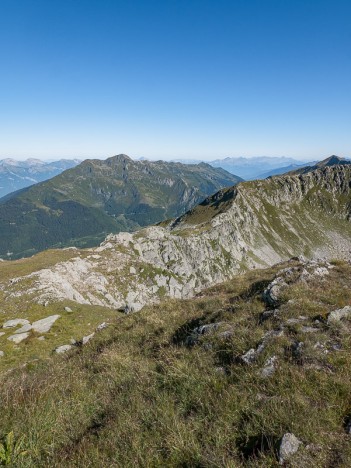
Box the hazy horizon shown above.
[0,153,345,163]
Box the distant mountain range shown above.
[170,156,314,179]
[0,158,81,198]
[0,154,242,259]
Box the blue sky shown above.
[0,0,350,160]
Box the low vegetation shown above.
[0,259,350,466]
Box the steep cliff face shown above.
[2,165,351,310]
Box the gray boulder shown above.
[55,344,72,354]
[327,306,351,324]
[124,302,143,314]
[0,351,4,357]
[32,315,60,333]
[260,356,278,378]
[241,348,257,364]
[279,433,302,465]
[82,332,95,345]
[263,278,288,307]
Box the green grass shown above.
[0,260,350,466]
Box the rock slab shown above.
[32,315,61,333]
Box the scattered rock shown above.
[64,306,73,312]
[241,348,256,364]
[291,341,304,361]
[31,315,60,333]
[3,319,30,329]
[129,266,136,275]
[55,344,72,354]
[185,322,231,345]
[260,309,280,322]
[313,266,329,277]
[96,322,108,331]
[286,316,307,324]
[263,277,288,307]
[279,433,302,465]
[327,306,351,324]
[82,332,95,345]
[260,356,278,378]
[124,302,143,314]
[37,336,45,341]
[0,332,5,338]
[14,323,32,334]
[8,332,30,344]
[194,322,222,335]
[301,326,319,333]
[0,351,4,357]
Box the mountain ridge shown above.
[3,162,350,314]
[0,158,81,198]
[0,155,242,259]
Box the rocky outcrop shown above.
[2,165,351,310]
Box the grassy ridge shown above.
[1,260,350,466]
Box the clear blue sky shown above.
[1,0,350,160]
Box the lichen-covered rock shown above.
[327,306,351,324]
[260,356,278,378]
[279,433,302,464]
[241,348,257,364]
[263,278,288,307]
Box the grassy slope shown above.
[0,261,350,466]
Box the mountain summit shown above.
[289,155,350,175]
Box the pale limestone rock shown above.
[82,332,95,345]
[0,351,4,357]
[3,319,30,328]
[55,344,72,354]
[64,306,73,312]
[8,332,29,344]
[32,315,60,333]
[14,323,32,334]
